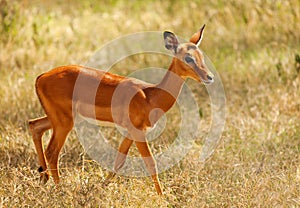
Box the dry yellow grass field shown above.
[0,0,299,207]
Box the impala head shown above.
[164,25,214,84]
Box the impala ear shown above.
[163,31,179,53]
[190,24,205,47]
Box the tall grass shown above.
[0,0,299,207]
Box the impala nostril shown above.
[207,75,213,81]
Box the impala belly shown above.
[76,101,114,123]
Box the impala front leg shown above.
[104,137,133,185]
[135,141,163,195]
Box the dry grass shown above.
[0,0,299,207]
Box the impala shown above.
[28,25,214,195]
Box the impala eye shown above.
[184,56,194,63]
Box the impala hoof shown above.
[40,172,49,184]
[38,167,49,184]
[102,172,116,186]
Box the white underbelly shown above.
[77,114,118,127]
[75,113,166,141]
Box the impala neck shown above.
[154,58,185,112]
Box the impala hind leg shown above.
[28,116,52,183]
[45,122,73,184]
[104,137,133,184]
[135,141,163,195]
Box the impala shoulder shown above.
[120,79,147,100]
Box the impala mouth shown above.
[197,68,214,85]
[202,78,214,85]
[203,74,214,84]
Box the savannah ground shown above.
[0,0,299,207]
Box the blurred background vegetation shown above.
[0,0,299,207]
